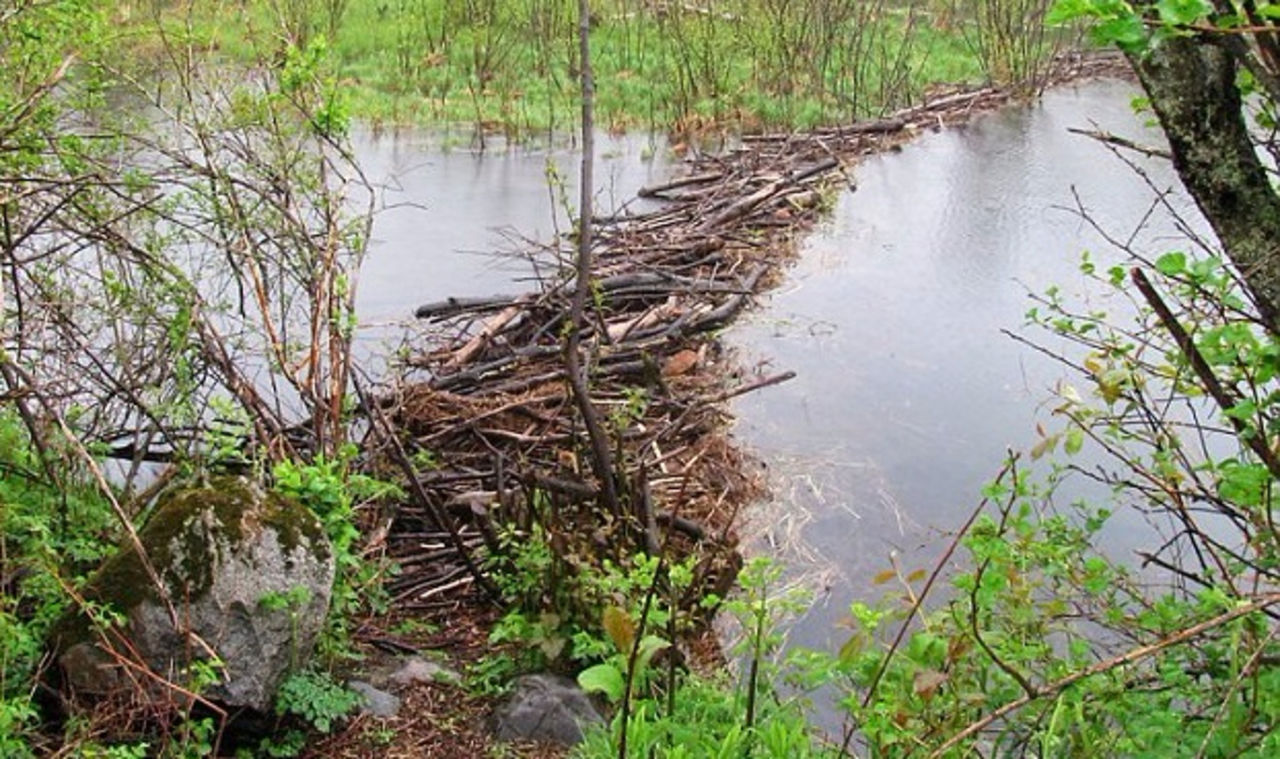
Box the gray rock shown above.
[493,673,604,745]
[389,656,461,688]
[48,478,334,713]
[348,680,401,718]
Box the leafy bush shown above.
[273,450,399,656]
[274,670,361,734]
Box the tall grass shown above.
[120,0,1065,133]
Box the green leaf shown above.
[636,635,671,673]
[1155,251,1187,276]
[1225,399,1258,422]
[578,663,625,703]
[1065,426,1084,455]
[1047,0,1095,25]
[1093,15,1150,51]
[1218,461,1270,507]
[1156,0,1212,25]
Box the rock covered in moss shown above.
[48,477,334,713]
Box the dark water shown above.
[725,79,1207,651]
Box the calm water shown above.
[725,79,1207,650]
[353,130,674,326]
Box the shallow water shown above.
[725,79,1208,651]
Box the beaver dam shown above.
[370,57,1127,617]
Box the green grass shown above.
[113,0,1001,134]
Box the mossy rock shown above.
[47,477,334,713]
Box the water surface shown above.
[354,131,674,325]
[726,79,1208,650]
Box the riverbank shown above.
[319,52,1133,758]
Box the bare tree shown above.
[564,0,622,516]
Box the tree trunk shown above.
[1127,37,1280,329]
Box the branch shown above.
[858,456,1018,710]
[565,0,621,518]
[1131,267,1280,483]
[929,592,1280,757]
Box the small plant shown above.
[274,669,361,734]
[467,652,519,697]
[169,717,216,759]
[273,449,399,656]
[576,606,669,704]
[572,557,821,758]
[608,387,649,432]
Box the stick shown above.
[355,375,502,604]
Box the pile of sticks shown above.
[372,82,1093,605]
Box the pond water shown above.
[352,130,674,334]
[724,78,1208,653]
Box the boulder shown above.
[48,477,334,713]
[492,673,604,745]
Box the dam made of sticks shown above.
[373,62,1122,611]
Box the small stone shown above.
[389,656,460,688]
[492,673,603,746]
[348,680,401,718]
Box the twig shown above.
[858,456,1018,711]
[355,374,502,604]
[929,592,1280,757]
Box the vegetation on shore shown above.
[110,0,1066,134]
[3,0,1280,757]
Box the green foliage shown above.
[1047,0,1220,52]
[577,672,822,758]
[0,413,122,757]
[134,0,1001,133]
[273,450,399,656]
[168,717,216,759]
[574,557,823,758]
[274,669,361,734]
[1001,240,1280,754]
[278,36,351,138]
[485,521,699,680]
[576,605,669,703]
[466,651,521,697]
[73,743,150,758]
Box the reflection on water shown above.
[726,80,1208,652]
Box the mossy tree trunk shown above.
[1127,38,1280,330]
